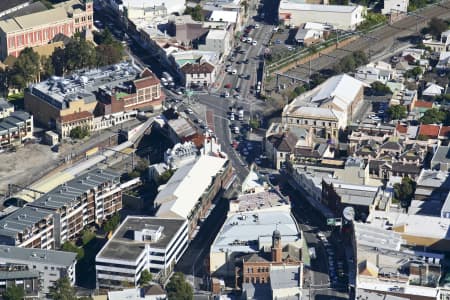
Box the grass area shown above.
[75,237,107,289]
[7,92,24,109]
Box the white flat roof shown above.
[367,210,450,240]
[354,222,403,251]
[207,29,228,40]
[155,155,228,219]
[209,10,238,23]
[210,210,300,253]
[279,1,360,13]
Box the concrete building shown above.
[282,74,366,141]
[295,22,328,46]
[431,146,450,171]
[209,189,303,280]
[0,265,40,299]
[423,30,450,52]
[0,0,93,60]
[96,216,188,289]
[155,155,233,237]
[164,142,198,169]
[27,168,122,247]
[0,245,77,293]
[110,0,185,16]
[355,222,444,300]
[25,63,163,138]
[199,29,232,56]
[0,168,122,249]
[0,98,14,118]
[107,286,167,300]
[0,206,55,249]
[278,1,366,30]
[165,118,197,144]
[0,111,33,150]
[382,0,409,14]
[355,61,395,84]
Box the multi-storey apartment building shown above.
[0,168,122,249]
[0,0,93,60]
[0,111,34,149]
[25,63,164,138]
[96,216,188,289]
[27,168,122,247]
[0,206,55,249]
[0,245,77,294]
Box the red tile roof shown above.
[414,100,433,108]
[60,111,93,123]
[396,124,407,134]
[439,126,450,138]
[418,124,440,138]
[134,76,160,89]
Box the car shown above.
[185,108,193,114]
[224,83,232,89]
[245,74,251,80]
[222,91,230,98]
[254,23,260,29]
[243,150,249,156]
[246,37,253,43]
[287,46,294,51]
[232,69,238,75]
[273,26,279,32]
[234,94,241,100]
[242,59,249,64]
[235,87,241,93]
[252,40,257,46]
[391,56,399,63]
[378,110,385,114]
[372,116,381,121]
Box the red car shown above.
[224,83,232,89]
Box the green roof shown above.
[115,92,129,99]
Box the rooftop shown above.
[155,155,228,219]
[325,178,379,206]
[229,189,290,213]
[0,206,53,239]
[29,168,120,211]
[354,222,404,251]
[279,1,361,12]
[432,145,450,164]
[270,265,302,291]
[0,111,31,133]
[0,245,76,266]
[96,216,186,262]
[28,62,140,110]
[210,209,300,254]
[209,10,238,23]
[167,118,197,138]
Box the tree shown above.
[393,177,415,208]
[183,5,203,21]
[8,47,40,89]
[40,55,54,80]
[69,126,90,139]
[158,169,174,184]
[96,44,123,67]
[420,108,447,124]
[49,277,77,300]
[428,18,448,39]
[103,213,121,233]
[61,241,84,260]
[81,229,96,246]
[371,81,392,96]
[2,285,25,300]
[139,269,153,286]
[405,66,423,79]
[166,272,193,300]
[388,105,407,120]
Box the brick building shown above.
[0,0,93,60]
[25,63,164,138]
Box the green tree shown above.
[40,55,54,80]
[405,66,423,79]
[371,81,392,96]
[69,126,90,139]
[393,177,415,208]
[184,5,203,21]
[8,47,40,89]
[158,169,174,184]
[2,285,25,300]
[428,18,448,39]
[49,277,77,300]
[420,108,447,124]
[388,105,407,120]
[139,269,153,286]
[61,241,84,260]
[166,272,193,300]
[96,44,123,67]
[103,213,121,233]
[81,229,96,246]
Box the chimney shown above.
[271,230,282,263]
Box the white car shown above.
[273,26,279,32]
[246,37,253,43]
[254,23,260,29]
[252,40,257,46]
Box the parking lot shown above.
[269,26,301,59]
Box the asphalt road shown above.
[285,2,450,79]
